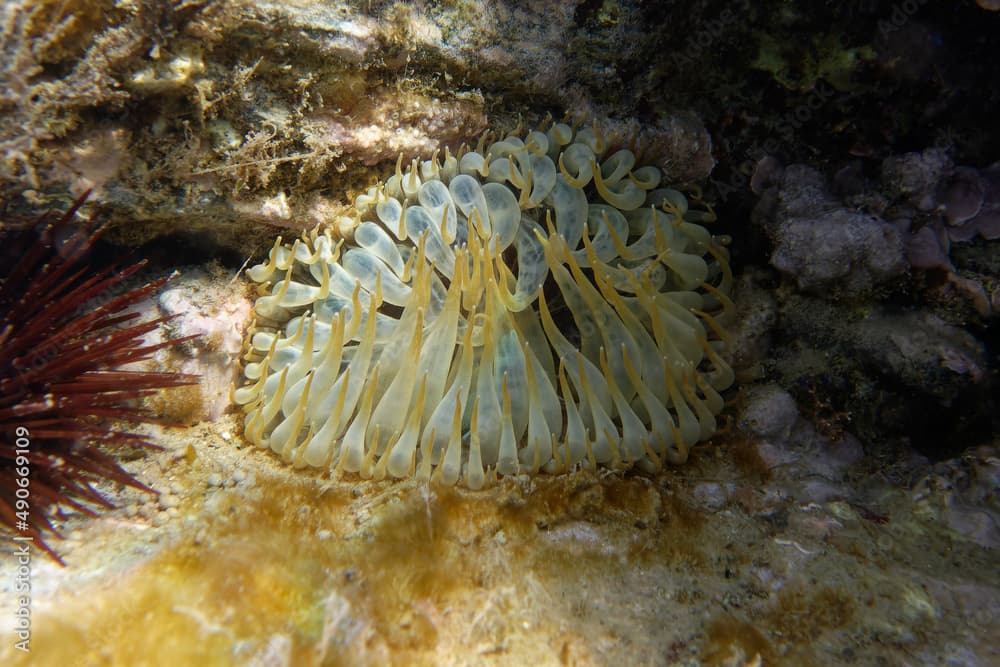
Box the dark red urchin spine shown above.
[0,193,197,565]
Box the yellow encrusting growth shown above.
[235,121,735,486]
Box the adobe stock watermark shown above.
[712,79,838,203]
[878,0,930,37]
[671,0,750,70]
[10,426,33,653]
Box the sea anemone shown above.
[0,194,197,564]
[234,120,735,489]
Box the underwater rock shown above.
[884,159,1000,274]
[902,221,954,271]
[867,313,987,390]
[0,0,713,258]
[805,149,1000,317]
[835,153,1000,318]
[151,268,253,422]
[700,383,866,514]
[911,445,1000,549]
[940,161,1000,242]
[775,294,992,457]
[755,152,999,314]
[780,297,988,397]
[754,165,907,296]
[725,269,779,382]
[881,148,953,211]
[739,385,862,482]
[738,384,799,442]
[940,166,985,226]
[770,208,906,295]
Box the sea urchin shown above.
[0,193,196,564]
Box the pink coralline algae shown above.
[938,163,1000,242]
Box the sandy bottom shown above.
[0,409,997,667]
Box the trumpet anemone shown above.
[235,121,735,489]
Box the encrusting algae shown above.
[234,119,735,486]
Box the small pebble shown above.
[232,469,247,483]
[693,482,730,510]
[159,493,180,510]
[206,472,223,487]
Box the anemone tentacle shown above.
[238,122,735,486]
